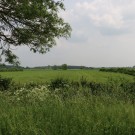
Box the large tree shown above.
[0,0,71,65]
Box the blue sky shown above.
[14,0,135,67]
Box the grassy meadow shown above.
[0,69,134,83]
[0,69,135,135]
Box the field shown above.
[0,69,135,135]
[0,69,134,83]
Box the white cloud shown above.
[71,0,135,34]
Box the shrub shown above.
[48,78,70,90]
[80,76,88,87]
[88,82,104,95]
[71,81,80,89]
[0,76,12,91]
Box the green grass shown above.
[0,93,135,135]
[0,69,134,83]
[1,69,135,134]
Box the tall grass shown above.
[0,88,135,135]
[1,75,135,135]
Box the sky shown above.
[14,0,135,67]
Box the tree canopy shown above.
[61,64,67,70]
[0,0,71,65]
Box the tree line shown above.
[100,68,135,76]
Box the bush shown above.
[80,76,88,87]
[48,78,70,90]
[0,76,12,91]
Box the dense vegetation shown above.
[0,70,135,134]
[100,67,135,76]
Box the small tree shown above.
[61,64,67,70]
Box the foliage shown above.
[0,75,12,91]
[0,74,134,102]
[13,85,50,102]
[48,77,70,90]
[100,68,135,76]
[1,82,135,134]
[52,65,58,70]
[0,68,23,72]
[0,0,71,64]
[80,76,88,87]
[61,64,67,70]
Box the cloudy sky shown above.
[14,0,135,67]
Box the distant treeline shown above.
[100,68,135,76]
[0,64,23,72]
[0,63,94,70]
[0,68,23,72]
[33,65,93,70]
